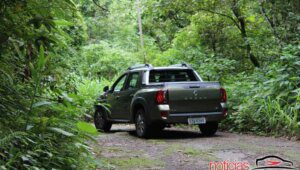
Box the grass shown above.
[164,144,181,156]
[164,144,217,161]
[148,139,166,145]
[106,147,124,152]
[182,147,218,161]
[236,142,300,163]
[284,151,300,163]
[101,157,164,169]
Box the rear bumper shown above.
[165,112,225,124]
[150,104,227,124]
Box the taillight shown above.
[220,88,227,102]
[156,90,167,104]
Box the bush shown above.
[222,45,300,137]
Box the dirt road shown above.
[91,124,300,170]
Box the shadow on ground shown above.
[108,128,222,139]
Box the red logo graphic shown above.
[267,160,281,166]
[254,155,294,169]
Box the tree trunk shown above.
[136,0,146,63]
[231,0,260,68]
[259,0,283,48]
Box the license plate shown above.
[188,117,206,125]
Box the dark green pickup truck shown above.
[94,63,227,138]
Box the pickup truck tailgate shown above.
[166,82,221,113]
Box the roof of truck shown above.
[127,63,193,72]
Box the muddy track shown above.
[91,124,300,170]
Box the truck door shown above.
[107,73,128,119]
[118,72,141,120]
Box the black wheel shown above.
[135,108,151,138]
[199,122,218,136]
[94,110,112,132]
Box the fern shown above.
[0,132,28,147]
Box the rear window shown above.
[149,69,197,83]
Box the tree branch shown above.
[197,8,242,31]
[92,0,108,13]
[259,0,283,47]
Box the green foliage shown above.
[222,46,300,137]
[151,22,237,81]
[81,42,139,79]
[77,121,98,135]
[0,0,299,168]
[0,0,98,169]
[144,0,299,138]
[0,132,28,147]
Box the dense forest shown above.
[0,0,299,168]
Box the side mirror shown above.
[103,86,109,92]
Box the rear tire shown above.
[135,108,151,138]
[199,122,218,136]
[94,110,112,132]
